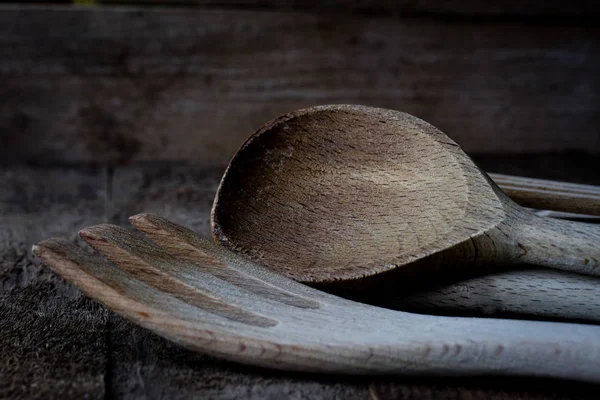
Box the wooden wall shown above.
[1,3,599,165]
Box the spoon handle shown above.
[501,211,600,276]
[396,268,600,322]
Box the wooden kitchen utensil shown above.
[211,105,600,291]
[488,173,600,217]
[33,214,600,382]
[370,267,600,323]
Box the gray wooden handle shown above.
[509,212,600,276]
[490,173,600,216]
[396,268,600,322]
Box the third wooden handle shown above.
[490,173,600,217]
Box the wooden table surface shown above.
[1,154,599,399]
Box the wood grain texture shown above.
[0,166,108,400]
[34,215,600,382]
[478,153,600,224]
[372,268,600,323]
[212,105,600,286]
[108,164,222,233]
[489,173,600,217]
[1,6,600,165]
[76,314,600,400]
[529,209,600,222]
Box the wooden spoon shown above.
[211,105,600,292]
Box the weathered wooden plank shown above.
[0,166,108,399]
[1,7,599,165]
[108,164,222,233]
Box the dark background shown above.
[1,1,600,399]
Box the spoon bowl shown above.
[212,105,600,286]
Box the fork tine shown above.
[31,239,233,326]
[78,226,277,327]
[32,239,289,363]
[129,213,321,309]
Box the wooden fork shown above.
[33,214,600,383]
